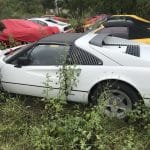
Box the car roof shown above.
[38,33,84,44]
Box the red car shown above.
[0,19,59,44]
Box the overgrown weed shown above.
[0,91,149,150]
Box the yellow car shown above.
[93,15,150,44]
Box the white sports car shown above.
[0,33,150,118]
[28,17,72,33]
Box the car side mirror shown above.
[15,57,30,68]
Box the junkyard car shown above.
[93,15,150,44]
[28,17,73,33]
[0,33,150,118]
[0,19,59,44]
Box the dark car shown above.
[94,15,150,44]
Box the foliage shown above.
[58,0,150,20]
[41,0,55,10]
[0,0,150,20]
[58,65,80,101]
[136,0,150,19]
[0,0,43,19]
[0,95,39,149]
[0,93,149,149]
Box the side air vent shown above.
[126,45,140,57]
[68,46,102,65]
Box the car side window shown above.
[31,20,47,26]
[68,46,103,65]
[28,44,69,66]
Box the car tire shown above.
[89,81,140,119]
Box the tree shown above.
[41,0,55,10]
[0,0,43,19]
[0,0,150,20]
[62,0,97,19]
[93,0,137,14]
[136,0,150,19]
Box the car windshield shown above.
[46,19,66,26]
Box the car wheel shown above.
[90,81,140,119]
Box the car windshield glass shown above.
[46,19,58,24]
[46,19,66,26]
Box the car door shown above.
[1,44,69,98]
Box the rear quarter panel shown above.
[75,65,150,105]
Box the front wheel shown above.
[89,82,140,119]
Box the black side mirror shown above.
[15,57,30,68]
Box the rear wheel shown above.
[89,81,140,119]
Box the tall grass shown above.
[0,93,149,150]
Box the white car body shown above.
[28,17,72,33]
[0,33,150,117]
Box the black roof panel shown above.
[38,33,84,44]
